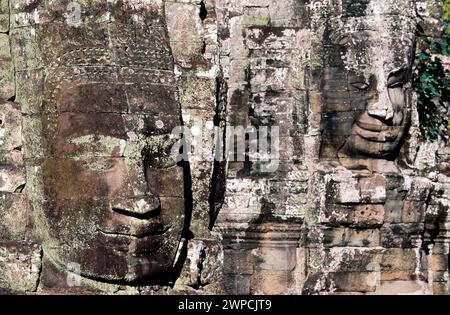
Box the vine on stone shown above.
[414,0,450,145]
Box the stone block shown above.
[251,270,292,294]
[14,69,44,114]
[352,204,384,227]
[384,199,404,223]
[179,74,216,110]
[0,241,42,293]
[9,27,43,71]
[319,204,353,227]
[243,0,270,7]
[329,272,377,292]
[432,282,449,295]
[380,270,415,281]
[0,166,26,193]
[407,177,432,201]
[0,102,22,154]
[370,280,430,295]
[254,246,297,271]
[329,178,361,204]
[359,175,387,203]
[381,248,418,271]
[0,34,14,100]
[401,200,426,223]
[224,274,251,295]
[0,0,8,32]
[268,0,309,28]
[223,249,254,275]
[431,254,448,272]
[381,224,424,248]
[199,240,224,286]
[308,247,383,273]
[242,7,270,26]
[166,2,205,63]
[0,193,31,240]
[177,239,224,288]
[345,228,380,247]
[432,271,449,283]
[21,115,44,160]
[0,150,23,166]
[309,91,324,113]
[320,227,380,247]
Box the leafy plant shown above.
[414,0,450,144]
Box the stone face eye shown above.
[387,68,408,89]
[337,35,350,45]
[387,80,405,89]
[351,82,370,90]
[83,159,116,172]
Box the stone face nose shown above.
[106,159,161,217]
[112,194,161,217]
[367,89,394,121]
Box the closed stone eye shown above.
[82,159,116,172]
[387,68,408,89]
[337,34,350,46]
[351,82,370,90]
[387,80,405,89]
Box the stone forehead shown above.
[340,30,415,53]
[326,15,416,74]
[329,15,416,39]
[42,66,180,116]
[342,32,414,71]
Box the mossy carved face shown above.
[41,70,185,282]
[319,2,416,161]
[17,2,186,283]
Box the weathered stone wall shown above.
[0,0,41,293]
[215,0,450,295]
[215,0,311,294]
[165,0,225,293]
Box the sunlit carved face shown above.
[321,20,415,159]
[344,65,411,157]
[39,73,186,283]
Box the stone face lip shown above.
[353,111,405,145]
[356,112,402,131]
[111,195,162,215]
[97,221,170,239]
[353,124,400,142]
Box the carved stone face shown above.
[39,68,186,282]
[40,76,186,282]
[319,11,415,161]
[14,2,187,283]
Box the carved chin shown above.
[92,234,180,282]
[46,231,181,284]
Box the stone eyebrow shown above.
[387,68,409,84]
